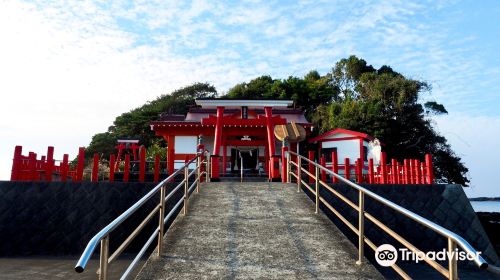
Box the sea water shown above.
[470,201,500,213]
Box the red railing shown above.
[10,145,207,183]
[302,150,434,185]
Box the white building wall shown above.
[174,136,197,169]
[322,140,360,163]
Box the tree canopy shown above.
[85,56,469,185]
[85,83,217,158]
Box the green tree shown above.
[320,56,469,185]
[86,83,217,159]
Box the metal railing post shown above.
[240,154,243,183]
[196,156,200,193]
[315,165,319,214]
[99,236,109,280]
[206,154,211,182]
[297,156,302,193]
[286,152,291,183]
[157,185,165,257]
[448,238,458,280]
[357,190,365,265]
[183,165,188,215]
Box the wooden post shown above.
[390,159,397,184]
[332,150,339,183]
[11,146,23,181]
[421,162,427,185]
[368,158,374,184]
[380,152,387,184]
[281,146,288,183]
[91,153,99,182]
[109,154,115,182]
[356,158,363,183]
[154,154,160,183]
[222,145,227,176]
[320,155,326,182]
[409,159,415,184]
[29,152,37,181]
[76,147,85,182]
[61,154,69,182]
[402,159,408,184]
[124,154,130,182]
[394,161,400,184]
[414,159,421,184]
[308,151,315,184]
[167,135,175,175]
[425,154,434,184]
[344,158,350,181]
[44,146,54,182]
[139,146,146,182]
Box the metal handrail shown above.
[75,151,210,280]
[286,151,499,280]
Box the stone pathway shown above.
[136,182,382,279]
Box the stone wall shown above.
[301,183,500,266]
[0,181,184,256]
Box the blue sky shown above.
[0,0,499,196]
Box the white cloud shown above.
[0,0,499,200]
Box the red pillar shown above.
[115,143,125,172]
[76,147,85,182]
[421,162,427,185]
[344,158,350,181]
[154,154,160,183]
[332,150,338,183]
[45,146,54,182]
[11,146,23,181]
[222,145,227,176]
[167,135,175,175]
[414,159,421,184]
[368,158,374,184]
[425,154,434,184]
[403,159,410,184]
[391,159,397,185]
[29,152,37,181]
[109,154,115,182]
[380,152,387,184]
[131,143,138,161]
[265,107,278,180]
[91,153,99,182]
[394,161,400,184]
[139,146,146,182]
[308,150,314,184]
[356,158,363,183]
[320,155,327,182]
[124,154,130,182]
[408,159,415,184]
[61,154,69,182]
[281,146,288,183]
[211,106,225,180]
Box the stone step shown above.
[136,182,382,279]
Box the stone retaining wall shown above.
[301,183,500,267]
[0,181,183,256]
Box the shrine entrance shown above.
[230,148,259,175]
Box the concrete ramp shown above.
[136,182,382,279]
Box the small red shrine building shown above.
[151,99,312,181]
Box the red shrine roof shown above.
[152,99,312,128]
[308,128,375,143]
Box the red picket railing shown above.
[314,151,434,185]
[10,144,205,183]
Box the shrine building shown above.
[151,99,312,181]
